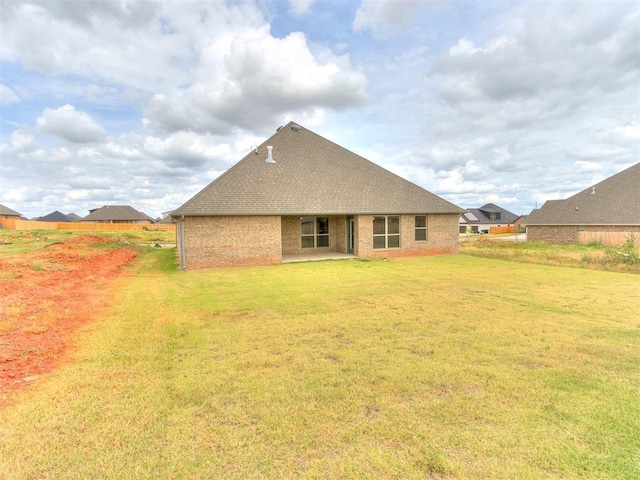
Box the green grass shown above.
[1,250,639,479]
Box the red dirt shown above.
[0,235,137,407]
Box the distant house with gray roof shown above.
[37,211,74,222]
[459,203,519,234]
[81,205,154,224]
[526,162,640,246]
[171,121,464,269]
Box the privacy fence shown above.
[0,218,175,233]
[577,231,638,247]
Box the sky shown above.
[1,0,638,220]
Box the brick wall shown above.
[527,225,577,244]
[180,216,281,269]
[281,216,346,255]
[356,213,460,259]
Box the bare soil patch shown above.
[0,235,137,406]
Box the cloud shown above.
[353,0,422,33]
[37,104,107,143]
[597,122,640,143]
[0,1,258,92]
[144,29,367,134]
[0,84,20,103]
[288,0,314,17]
[0,130,36,154]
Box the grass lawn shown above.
[1,250,639,479]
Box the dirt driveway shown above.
[0,235,137,407]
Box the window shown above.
[415,215,427,241]
[489,212,501,220]
[301,217,330,248]
[373,215,400,249]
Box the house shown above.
[37,211,74,222]
[0,204,21,220]
[459,203,519,234]
[514,215,527,233]
[172,121,464,269]
[526,162,640,246]
[81,205,154,224]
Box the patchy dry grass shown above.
[0,250,638,479]
[460,237,640,273]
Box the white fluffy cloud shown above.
[144,29,367,134]
[36,105,107,143]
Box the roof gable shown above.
[527,163,640,225]
[0,204,21,216]
[173,122,462,216]
[38,211,73,222]
[82,205,153,222]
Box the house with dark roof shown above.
[526,162,640,246]
[459,203,519,234]
[37,211,74,222]
[172,122,464,269]
[81,205,154,224]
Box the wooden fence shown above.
[577,231,637,247]
[0,217,175,233]
[489,226,515,234]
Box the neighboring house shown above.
[157,211,176,224]
[81,205,154,224]
[514,215,527,233]
[0,203,21,219]
[526,162,640,246]
[37,210,74,222]
[66,213,82,221]
[459,203,519,234]
[172,121,464,269]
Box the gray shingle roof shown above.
[173,122,463,216]
[0,204,21,217]
[81,205,153,222]
[38,211,73,222]
[527,163,640,225]
[461,203,519,225]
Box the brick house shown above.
[0,203,21,220]
[526,162,640,246]
[172,122,463,269]
[459,203,519,234]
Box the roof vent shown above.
[591,186,596,194]
[291,124,302,132]
[265,145,275,163]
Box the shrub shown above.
[604,234,639,265]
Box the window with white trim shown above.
[373,215,400,249]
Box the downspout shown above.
[178,215,186,269]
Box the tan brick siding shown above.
[281,216,346,255]
[356,213,460,259]
[180,213,460,269]
[179,216,281,269]
[527,225,578,244]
